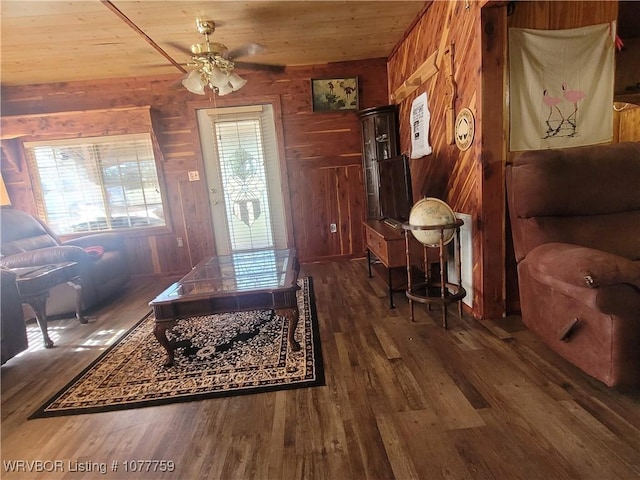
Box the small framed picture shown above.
[311,77,359,112]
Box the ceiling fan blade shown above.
[233,61,285,73]
[226,43,266,60]
[166,41,193,56]
[144,62,189,68]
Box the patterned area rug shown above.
[30,277,323,418]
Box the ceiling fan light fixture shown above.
[217,83,234,96]
[228,72,247,91]
[179,18,264,96]
[182,69,206,95]
[208,65,231,88]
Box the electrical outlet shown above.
[330,223,337,233]
[176,237,184,247]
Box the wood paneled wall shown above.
[508,1,616,30]
[613,104,640,142]
[388,1,490,318]
[0,58,389,275]
[388,1,620,319]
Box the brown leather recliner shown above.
[0,208,130,317]
[506,142,640,388]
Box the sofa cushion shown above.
[84,251,128,288]
[512,211,640,262]
[510,142,640,218]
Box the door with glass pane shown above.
[197,105,288,255]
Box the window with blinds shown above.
[214,116,273,251]
[24,133,166,235]
[199,104,288,255]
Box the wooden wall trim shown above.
[480,3,508,319]
[391,51,439,104]
[0,105,156,139]
[1,105,150,121]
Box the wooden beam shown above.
[390,50,439,104]
[479,4,507,319]
[444,43,457,145]
[0,106,156,139]
[100,0,187,74]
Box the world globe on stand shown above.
[408,197,457,246]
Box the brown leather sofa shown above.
[1,268,29,364]
[1,208,130,317]
[506,142,640,388]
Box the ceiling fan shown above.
[173,19,283,96]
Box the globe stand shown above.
[402,219,466,328]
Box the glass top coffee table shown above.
[149,248,300,366]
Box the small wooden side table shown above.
[11,262,85,348]
[402,220,466,328]
[363,219,426,309]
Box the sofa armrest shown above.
[63,233,125,251]
[0,246,88,268]
[1,268,18,283]
[527,243,640,289]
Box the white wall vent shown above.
[447,212,473,308]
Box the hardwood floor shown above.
[2,259,639,479]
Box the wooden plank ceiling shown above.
[0,1,426,86]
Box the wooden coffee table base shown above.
[277,306,301,352]
[153,306,300,367]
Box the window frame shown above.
[23,131,172,239]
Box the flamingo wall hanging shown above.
[508,22,615,150]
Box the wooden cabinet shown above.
[357,105,399,219]
[364,219,408,269]
[359,106,406,308]
[363,220,405,309]
[364,219,424,309]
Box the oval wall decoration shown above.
[455,108,475,151]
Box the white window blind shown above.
[205,105,287,254]
[25,133,166,235]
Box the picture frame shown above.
[311,77,359,112]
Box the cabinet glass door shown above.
[374,115,393,161]
[358,106,399,220]
[362,116,381,218]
